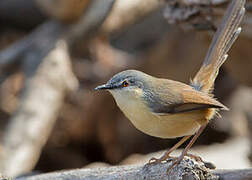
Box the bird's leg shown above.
[167,124,207,172]
[148,135,191,164]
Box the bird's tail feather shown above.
[191,0,245,94]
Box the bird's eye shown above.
[122,80,129,87]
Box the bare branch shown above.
[102,0,165,33]
[0,0,115,177]
[16,158,218,180]
[15,158,252,180]
[214,169,252,180]
[0,0,115,67]
[180,0,228,5]
[0,42,78,177]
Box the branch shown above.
[16,158,218,180]
[215,169,252,180]
[15,158,252,180]
[179,0,228,5]
[102,0,165,33]
[0,42,78,177]
[101,0,238,34]
[163,0,249,31]
[0,0,115,177]
[0,0,115,67]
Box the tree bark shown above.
[17,158,218,180]
[15,158,252,180]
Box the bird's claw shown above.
[148,157,162,165]
[148,153,212,173]
[166,156,184,173]
[148,155,173,165]
[185,153,203,162]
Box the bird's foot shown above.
[148,155,173,165]
[185,153,203,162]
[166,155,184,173]
[148,157,161,165]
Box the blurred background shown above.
[0,0,252,178]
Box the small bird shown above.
[95,0,245,170]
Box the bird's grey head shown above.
[95,70,152,100]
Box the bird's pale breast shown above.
[111,89,209,138]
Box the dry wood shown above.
[0,0,115,177]
[15,158,252,180]
[16,158,218,180]
[102,0,165,33]
[0,41,78,177]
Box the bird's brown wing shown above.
[147,80,227,115]
[181,88,228,110]
[191,0,245,94]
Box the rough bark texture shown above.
[17,158,218,180]
[14,159,252,180]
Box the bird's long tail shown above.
[191,0,245,94]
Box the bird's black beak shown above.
[94,84,113,90]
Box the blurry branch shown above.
[163,0,252,32]
[16,159,252,180]
[179,0,228,5]
[214,169,252,180]
[1,0,252,34]
[35,0,92,23]
[242,13,252,38]
[0,42,78,177]
[0,0,115,68]
[0,0,115,177]
[101,0,252,37]
[102,0,165,33]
